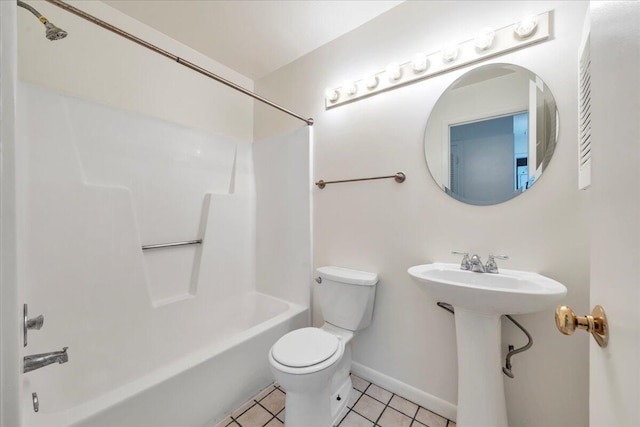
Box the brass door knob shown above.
[555,305,608,347]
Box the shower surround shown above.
[17,83,310,426]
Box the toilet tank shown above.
[316,266,378,331]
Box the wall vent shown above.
[578,36,592,190]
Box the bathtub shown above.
[23,292,308,427]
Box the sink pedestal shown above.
[454,307,508,427]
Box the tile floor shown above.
[215,374,456,427]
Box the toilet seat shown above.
[272,327,339,368]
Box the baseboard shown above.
[350,362,457,422]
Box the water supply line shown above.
[436,302,533,379]
[501,315,533,378]
[17,0,68,40]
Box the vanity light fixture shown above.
[325,88,339,103]
[515,16,537,38]
[386,62,402,81]
[344,81,358,96]
[412,53,428,73]
[324,10,551,109]
[365,75,379,90]
[442,45,459,62]
[475,27,496,50]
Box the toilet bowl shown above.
[269,266,378,427]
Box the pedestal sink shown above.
[408,263,567,427]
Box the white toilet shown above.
[269,266,378,427]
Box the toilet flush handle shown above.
[315,277,322,284]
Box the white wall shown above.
[256,2,590,426]
[254,127,312,307]
[17,0,253,141]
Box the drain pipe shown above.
[436,302,533,379]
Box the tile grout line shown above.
[371,391,392,426]
[257,387,285,426]
[256,400,284,425]
[337,379,370,426]
[256,400,275,416]
[359,382,381,426]
[385,392,420,426]
[261,414,277,427]
[340,385,365,426]
[227,379,453,427]
[409,402,420,425]
[228,384,280,427]
[351,381,388,426]
[408,401,420,427]
[336,409,351,427]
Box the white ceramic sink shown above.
[408,262,567,427]
[408,262,567,315]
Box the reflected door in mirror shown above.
[448,113,530,205]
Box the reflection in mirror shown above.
[424,64,558,205]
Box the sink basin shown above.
[408,262,568,426]
[408,262,567,315]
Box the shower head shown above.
[44,21,68,41]
[17,0,68,41]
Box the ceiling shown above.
[104,0,404,80]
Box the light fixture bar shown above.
[325,11,551,109]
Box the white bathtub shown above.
[23,292,308,427]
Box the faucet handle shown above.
[23,304,44,347]
[27,315,44,330]
[486,254,509,273]
[452,251,471,270]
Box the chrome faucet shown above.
[469,254,486,273]
[452,251,471,270]
[485,255,509,274]
[24,347,69,373]
[453,251,509,273]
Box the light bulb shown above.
[344,81,358,96]
[411,53,428,73]
[386,62,402,81]
[325,88,339,103]
[475,27,495,50]
[442,45,459,62]
[515,16,537,38]
[365,75,379,90]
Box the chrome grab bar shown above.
[315,172,406,189]
[141,239,203,250]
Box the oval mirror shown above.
[424,64,558,205]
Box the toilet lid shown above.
[272,327,339,368]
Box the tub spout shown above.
[24,347,69,373]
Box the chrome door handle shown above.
[555,304,609,347]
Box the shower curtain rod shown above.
[44,0,314,126]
